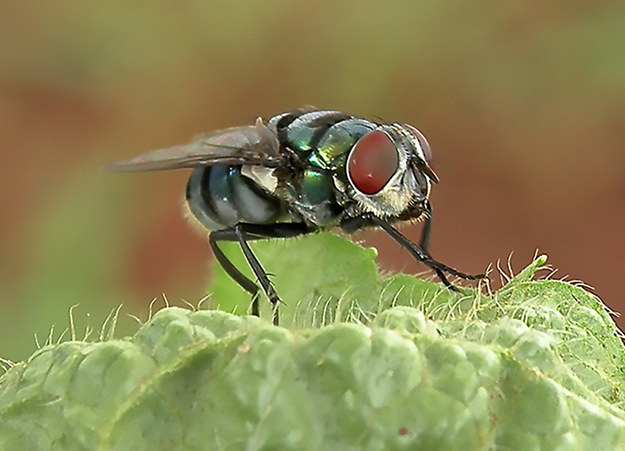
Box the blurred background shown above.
[1,1,624,361]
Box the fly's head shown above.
[343,123,439,221]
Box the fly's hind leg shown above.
[209,233,262,316]
[418,202,456,289]
[209,222,312,325]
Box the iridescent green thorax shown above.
[286,117,375,171]
[271,111,377,227]
[282,169,339,226]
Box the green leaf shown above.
[1,233,625,449]
[209,233,384,326]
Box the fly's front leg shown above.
[371,215,486,283]
[209,222,312,325]
[340,214,485,289]
[417,202,453,287]
[419,201,433,251]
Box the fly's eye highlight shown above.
[347,130,399,195]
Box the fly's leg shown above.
[209,233,262,316]
[419,201,433,250]
[210,227,280,324]
[418,202,454,288]
[340,214,486,289]
[371,215,485,282]
[209,222,312,325]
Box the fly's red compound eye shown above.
[347,130,399,195]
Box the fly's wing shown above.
[105,118,282,172]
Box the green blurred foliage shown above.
[1,1,624,361]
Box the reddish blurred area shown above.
[1,1,624,359]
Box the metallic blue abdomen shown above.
[186,165,282,230]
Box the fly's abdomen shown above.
[186,165,282,230]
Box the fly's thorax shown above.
[241,160,342,228]
[267,109,381,227]
[275,168,343,228]
[270,109,376,171]
[340,123,437,220]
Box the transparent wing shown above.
[105,118,282,172]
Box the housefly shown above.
[107,108,486,324]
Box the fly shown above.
[107,107,486,325]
